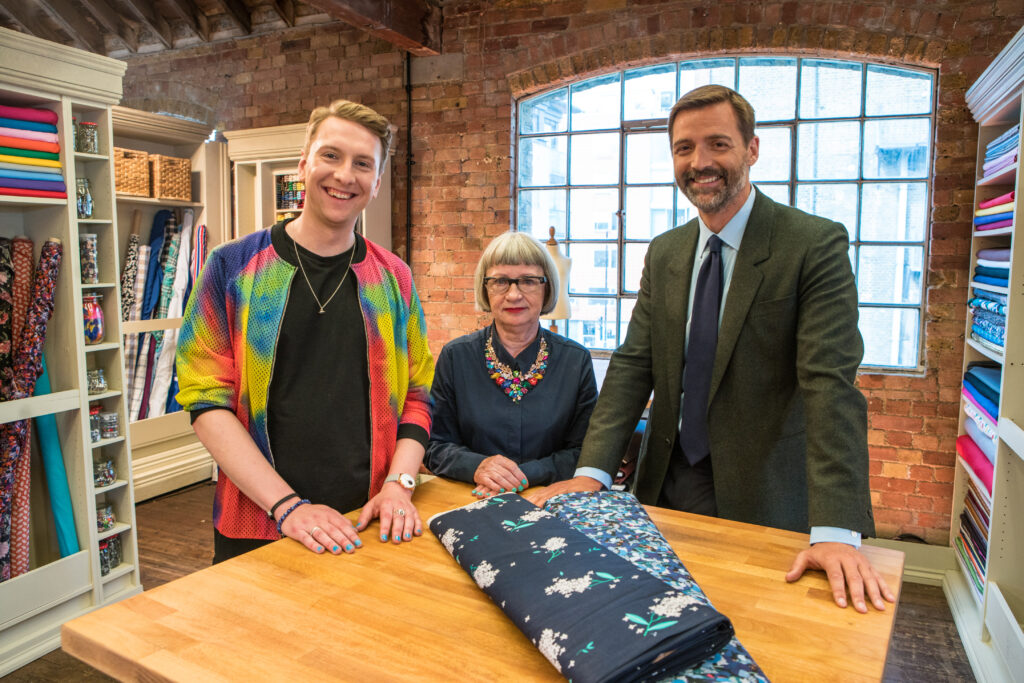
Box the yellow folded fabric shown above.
[975,201,1014,217]
[0,153,61,168]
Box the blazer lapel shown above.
[663,223,698,393]
[709,190,773,402]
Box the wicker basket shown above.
[113,147,149,197]
[150,154,192,201]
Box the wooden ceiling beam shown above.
[34,0,107,54]
[162,0,210,42]
[305,0,441,56]
[207,0,252,35]
[77,0,139,52]
[120,0,174,49]
[0,2,67,46]
[270,0,296,27]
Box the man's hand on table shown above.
[523,475,603,507]
[785,542,897,613]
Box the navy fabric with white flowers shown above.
[429,493,734,683]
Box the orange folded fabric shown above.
[0,134,59,154]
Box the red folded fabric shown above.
[0,134,59,154]
[979,191,1015,209]
[0,104,58,125]
[956,434,993,494]
[0,187,66,199]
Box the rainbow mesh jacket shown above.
[176,228,434,539]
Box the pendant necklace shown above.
[293,236,356,314]
[484,330,549,403]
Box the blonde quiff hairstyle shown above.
[474,232,559,315]
[302,99,393,174]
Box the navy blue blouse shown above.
[425,325,597,487]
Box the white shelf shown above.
[97,522,131,541]
[966,337,1005,363]
[0,390,80,423]
[100,562,135,584]
[94,479,129,495]
[969,280,1009,294]
[116,193,203,208]
[978,161,1019,186]
[973,226,1015,238]
[999,417,1024,459]
[84,341,120,353]
[91,434,126,449]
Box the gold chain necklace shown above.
[293,237,356,314]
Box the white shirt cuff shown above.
[573,467,612,490]
[810,526,861,548]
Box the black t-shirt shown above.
[266,220,371,514]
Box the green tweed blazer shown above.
[579,188,875,536]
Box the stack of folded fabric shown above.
[959,362,1000,494]
[974,190,1015,232]
[953,471,990,603]
[969,247,1010,353]
[979,123,1019,182]
[0,103,66,199]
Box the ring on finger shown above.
[309,526,323,536]
[395,508,406,517]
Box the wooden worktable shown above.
[63,477,904,681]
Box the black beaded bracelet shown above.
[268,492,300,520]
[275,499,310,535]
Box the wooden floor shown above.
[8,481,976,682]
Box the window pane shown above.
[568,243,618,295]
[624,64,677,120]
[676,189,699,225]
[860,182,928,242]
[518,136,567,186]
[620,298,636,345]
[626,132,672,184]
[567,297,618,350]
[623,243,649,293]
[756,183,790,205]
[518,189,566,240]
[863,118,930,179]
[738,57,797,122]
[750,126,790,182]
[866,65,932,116]
[571,74,621,131]
[520,88,568,134]
[799,59,862,119]
[626,186,676,239]
[858,246,923,304]
[569,188,618,239]
[797,121,861,180]
[679,58,735,94]
[859,307,920,368]
[570,132,619,185]
[795,183,857,238]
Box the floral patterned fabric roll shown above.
[8,236,34,577]
[120,233,139,322]
[0,237,13,394]
[428,494,734,683]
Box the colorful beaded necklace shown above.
[484,330,549,403]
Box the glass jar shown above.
[97,504,116,532]
[87,368,107,394]
[76,121,99,154]
[98,540,111,576]
[79,233,99,284]
[93,455,116,487]
[99,411,119,439]
[76,177,93,218]
[89,402,101,443]
[82,292,104,345]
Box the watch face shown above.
[399,473,416,489]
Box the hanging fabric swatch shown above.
[0,238,62,580]
[545,492,768,681]
[120,232,140,322]
[429,494,734,683]
[9,236,34,577]
[148,209,192,418]
[123,243,150,411]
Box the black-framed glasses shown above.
[483,276,548,294]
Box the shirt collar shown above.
[695,185,757,254]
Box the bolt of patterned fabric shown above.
[120,232,140,322]
[9,236,34,577]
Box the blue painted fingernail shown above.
[471,489,477,495]
[499,488,505,493]
[345,544,353,552]
[354,538,362,547]
[521,478,527,485]
[381,534,388,542]
[316,546,323,552]
[404,533,410,540]
[332,545,340,552]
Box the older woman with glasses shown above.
[425,231,598,498]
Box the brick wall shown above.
[122,0,1024,544]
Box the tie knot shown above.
[707,234,723,254]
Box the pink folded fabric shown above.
[0,127,58,144]
[0,187,66,199]
[979,191,1015,209]
[975,218,1014,231]
[962,387,998,426]
[0,134,59,154]
[956,434,993,494]
[0,104,58,125]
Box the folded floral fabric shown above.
[0,104,58,125]
[0,146,58,161]
[429,494,735,683]
[0,126,59,144]
[969,297,1007,316]
[973,288,1008,305]
[546,492,767,682]
[971,320,1004,346]
[976,247,1011,261]
[978,191,1015,210]
[969,332,1004,359]
[974,218,1013,231]
[962,397,997,442]
[0,177,65,193]
[0,187,66,199]
[0,117,57,134]
[0,157,61,172]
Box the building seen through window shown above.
[516,57,934,370]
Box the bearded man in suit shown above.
[528,85,895,614]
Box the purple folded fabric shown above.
[977,247,1011,261]
[983,148,1018,171]
[0,104,58,124]
[975,218,1013,231]
[0,176,66,192]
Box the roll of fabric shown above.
[0,134,59,154]
[0,104,58,124]
[546,492,767,681]
[0,117,57,134]
[7,237,33,577]
[33,357,79,557]
[0,238,13,392]
[123,243,150,409]
[429,494,734,683]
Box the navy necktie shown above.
[679,234,723,466]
